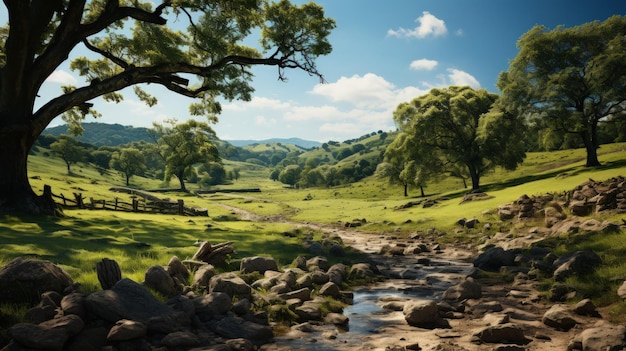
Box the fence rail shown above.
[50,187,208,216]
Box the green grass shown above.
[2,141,626,326]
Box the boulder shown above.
[9,314,84,350]
[442,277,482,301]
[161,331,200,348]
[473,323,529,344]
[349,263,376,280]
[403,299,439,328]
[0,257,73,304]
[580,321,626,351]
[106,319,148,341]
[618,280,626,299]
[144,265,178,297]
[295,300,322,322]
[240,256,278,274]
[318,282,341,298]
[306,256,329,272]
[85,278,190,333]
[473,247,517,272]
[542,304,578,331]
[166,256,190,283]
[214,316,274,345]
[553,250,601,282]
[209,273,252,299]
[192,292,232,320]
[60,292,86,319]
[573,298,601,317]
[324,312,349,326]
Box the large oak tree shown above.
[0,0,335,214]
[497,15,626,167]
[393,86,526,191]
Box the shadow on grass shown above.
[439,159,626,201]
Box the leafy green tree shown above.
[497,15,626,166]
[110,148,146,186]
[278,165,301,188]
[269,168,281,182]
[91,149,113,171]
[394,86,526,191]
[149,119,219,191]
[50,135,85,174]
[0,0,335,214]
[198,161,227,186]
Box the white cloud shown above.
[255,115,277,125]
[410,59,438,71]
[45,70,78,85]
[222,96,291,112]
[387,11,447,39]
[447,68,481,88]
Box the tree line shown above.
[38,120,239,190]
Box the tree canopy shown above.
[149,119,219,191]
[393,86,526,191]
[110,147,146,186]
[497,15,626,167]
[0,0,335,214]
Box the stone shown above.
[9,314,84,351]
[60,292,86,319]
[85,278,190,333]
[240,256,278,274]
[473,247,516,272]
[473,323,528,344]
[209,273,252,299]
[553,250,601,282]
[192,264,215,288]
[580,321,626,351]
[573,298,601,317]
[167,295,195,318]
[328,243,345,257]
[618,280,626,299]
[403,299,439,327]
[106,319,148,341]
[161,331,200,348]
[65,326,108,351]
[192,292,232,320]
[542,304,578,331]
[306,256,329,272]
[295,300,322,322]
[225,338,255,351]
[324,312,349,326]
[144,265,178,297]
[279,287,311,302]
[214,316,274,345]
[167,256,190,282]
[349,263,376,279]
[319,282,341,298]
[442,277,482,301]
[0,257,73,304]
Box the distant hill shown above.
[44,122,152,146]
[226,138,321,149]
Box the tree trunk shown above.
[419,185,425,197]
[177,171,186,192]
[0,127,59,215]
[581,130,601,167]
[403,183,408,197]
[125,174,130,186]
[467,164,480,191]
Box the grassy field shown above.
[2,142,626,324]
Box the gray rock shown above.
[0,257,73,304]
[324,312,349,326]
[9,314,84,350]
[60,292,86,319]
[144,265,178,297]
[329,243,346,257]
[618,280,626,299]
[319,282,341,298]
[167,256,190,282]
[193,264,215,287]
[85,278,190,333]
[240,256,278,274]
[473,247,516,272]
[106,319,147,341]
[473,323,528,344]
[209,273,252,299]
[442,277,482,301]
[573,298,601,317]
[65,326,108,351]
[225,338,255,351]
[161,331,200,348]
[542,304,578,331]
[403,299,439,327]
[349,263,376,279]
[279,287,311,302]
[307,256,329,271]
[214,316,274,345]
[192,292,231,320]
[295,300,322,322]
[580,321,626,351]
[553,250,601,282]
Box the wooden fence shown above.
[50,186,208,216]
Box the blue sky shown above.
[34,0,625,142]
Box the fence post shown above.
[132,198,139,212]
[178,199,184,215]
[74,193,84,209]
[114,198,119,210]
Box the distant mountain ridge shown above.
[226,138,321,149]
[43,122,322,149]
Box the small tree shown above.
[497,15,626,166]
[394,86,526,191]
[149,119,219,191]
[110,148,146,186]
[278,165,301,188]
[50,135,85,173]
